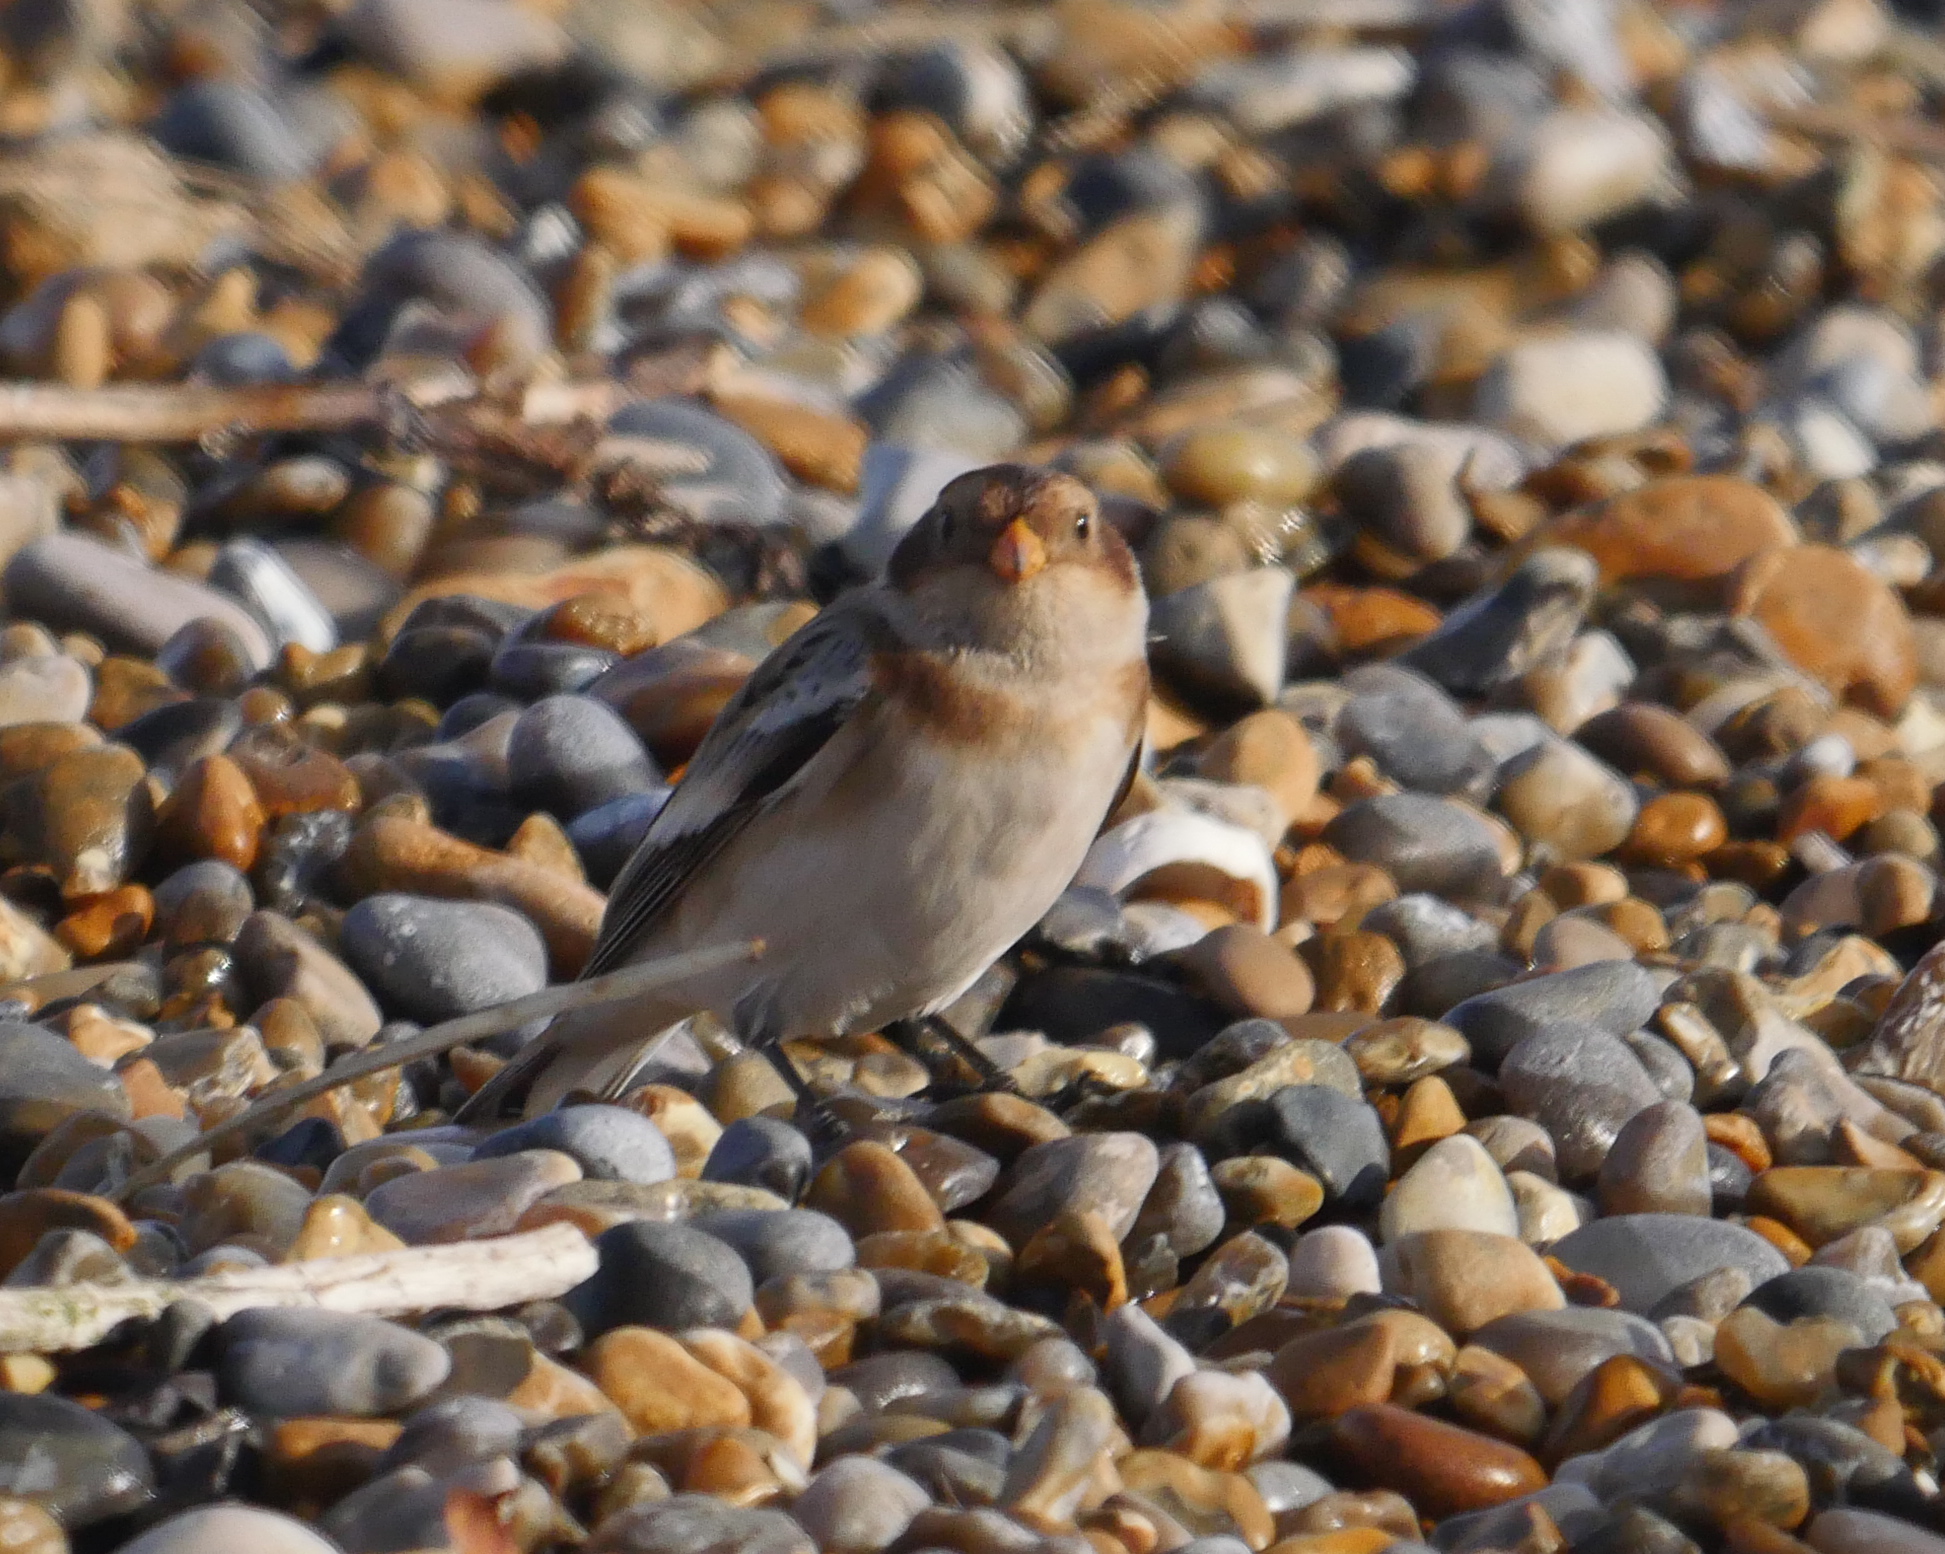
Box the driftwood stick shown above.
[0,373,639,445]
[0,1224,598,1354]
[110,939,763,1204]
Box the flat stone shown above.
[1381,1134,1518,1241]
[116,1505,343,1554]
[0,1392,153,1527]
[1498,1024,1664,1182]
[1444,961,1664,1072]
[476,1105,676,1185]
[365,1150,582,1243]
[1386,1229,1565,1335]
[1549,1214,1791,1314]
[567,1219,755,1337]
[986,1133,1160,1246]
[217,1308,451,1417]
[339,893,548,1024]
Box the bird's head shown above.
[888,463,1141,609]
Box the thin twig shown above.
[0,373,647,445]
[0,1224,598,1353]
[110,940,763,1203]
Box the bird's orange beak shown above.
[988,518,1047,584]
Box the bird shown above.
[459,462,1151,1123]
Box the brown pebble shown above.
[155,754,264,871]
[805,1140,946,1238]
[1330,1404,1549,1518]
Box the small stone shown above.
[1330,1405,1548,1518]
[508,694,660,820]
[1151,567,1296,711]
[1287,1225,1382,1299]
[1400,550,1597,697]
[340,893,547,1023]
[1599,1102,1712,1217]
[477,1105,677,1185]
[587,1326,749,1434]
[806,1141,947,1239]
[1476,331,1668,448]
[364,1150,582,1244]
[793,1456,933,1554]
[1550,1214,1791,1314]
[116,1505,343,1554]
[1735,545,1917,718]
[1323,794,1507,898]
[234,910,382,1047]
[0,1021,131,1168]
[1381,1135,1518,1241]
[1499,1024,1665,1181]
[567,1219,755,1337]
[986,1133,1160,1246]
[1387,1229,1565,1335]
[1712,1306,1859,1408]
[217,1308,451,1417]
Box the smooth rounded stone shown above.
[704,1117,815,1202]
[1128,1140,1225,1259]
[1443,961,1664,1072]
[588,1495,815,1554]
[1382,1135,1518,1241]
[7,741,153,897]
[1475,331,1668,449]
[1400,550,1597,698]
[508,695,660,819]
[0,653,87,727]
[1331,1404,1548,1518]
[0,1021,131,1167]
[1742,1266,1898,1343]
[1150,566,1295,711]
[1775,307,1931,444]
[858,354,1025,460]
[1500,107,1675,234]
[1470,1309,1675,1407]
[1578,705,1732,789]
[986,1133,1160,1246]
[568,1220,755,1338]
[792,1455,933,1553]
[1344,1018,1470,1086]
[118,698,240,784]
[210,540,337,653]
[1598,1101,1711,1218]
[1750,1417,1919,1510]
[216,1307,449,1417]
[1386,1230,1565,1335]
[1809,1510,1945,1554]
[4,531,273,669]
[1323,794,1506,898]
[151,859,253,947]
[0,1393,152,1528]
[828,1350,961,1413]
[1262,1086,1390,1209]
[339,894,547,1024]
[1497,741,1638,862]
[234,909,383,1048]
[1550,1214,1791,1315]
[1333,442,1473,567]
[567,790,671,889]
[1625,1032,1695,1106]
[1337,675,1493,797]
[691,1208,855,1286]
[608,398,789,528]
[1362,896,1497,965]
[1498,1024,1664,1182]
[1104,1302,1196,1424]
[1557,1408,1742,1502]
[476,1105,676,1185]
[1287,1225,1382,1298]
[1740,545,1918,719]
[116,1504,342,1553]
[378,1395,525,1475]
[365,1151,581,1244]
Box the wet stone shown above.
[216,1308,451,1417]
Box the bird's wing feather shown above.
[579,592,886,980]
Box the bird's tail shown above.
[452,998,688,1122]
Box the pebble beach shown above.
[12,0,1945,1552]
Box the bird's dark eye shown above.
[1075,514,1091,539]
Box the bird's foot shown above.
[757,1038,854,1157]
[886,1016,1018,1097]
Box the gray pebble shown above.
[476,1104,676,1185]
[216,1307,451,1416]
[339,894,547,1023]
[1549,1213,1791,1314]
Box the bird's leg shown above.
[885,1016,1017,1095]
[745,1024,853,1155]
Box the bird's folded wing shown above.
[579,591,887,980]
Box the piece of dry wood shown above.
[0,1223,597,1354]
[110,938,763,1203]
[0,340,723,445]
